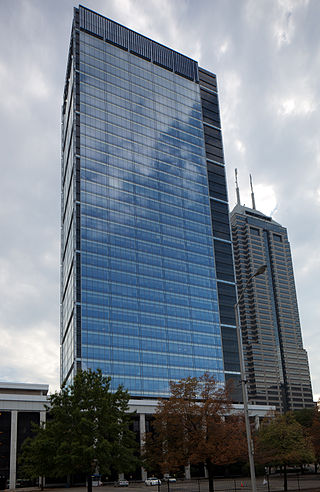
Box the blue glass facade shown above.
[61,6,233,397]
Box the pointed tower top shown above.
[250,174,256,210]
[235,168,241,205]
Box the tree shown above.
[20,369,138,489]
[293,406,320,473]
[143,374,247,492]
[310,407,320,473]
[19,422,56,489]
[256,412,315,491]
[293,408,314,429]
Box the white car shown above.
[164,476,176,483]
[145,477,161,486]
[114,479,129,487]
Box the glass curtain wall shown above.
[61,13,225,397]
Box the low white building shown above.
[0,382,48,489]
[0,383,274,486]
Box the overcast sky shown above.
[0,0,319,400]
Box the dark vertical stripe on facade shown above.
[199,68,241,400]
[265,230,289,411]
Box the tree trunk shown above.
[315,462,318,474]
[87,474,92,492]
[283,464,287,491]
[206,459,214,492]
[66,474,71,488]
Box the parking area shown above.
[105,476,320,492]
[8,475,320,492]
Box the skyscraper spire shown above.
[235,168,241,205]
[250,174,256,210]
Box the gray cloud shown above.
[0,0,319,399]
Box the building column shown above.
[139,413,147,481]
[39,411,46,489]
[9,411,18,490]
[40,411,46,426]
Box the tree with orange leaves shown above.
[143,374,247,492]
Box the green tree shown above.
[310,406,320,473]
[19,422,56,489]
[143,374,247,492]
[256,412,315,491]
[293,406,320,473]
[292,408,314,429]
[20,370,138,488]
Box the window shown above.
[273,234,282,242]
[250,227,260,236]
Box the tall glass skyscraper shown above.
[230,202,313,411]
[61,6,240,398]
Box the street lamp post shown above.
[234,264,267,492]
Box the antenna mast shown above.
[235,168,241,205]
[250,174,256,210]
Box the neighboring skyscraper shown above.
[61,6,240,398]
[230,184,313,411]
